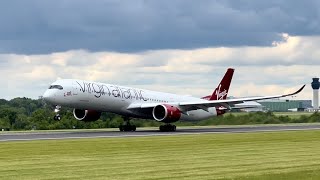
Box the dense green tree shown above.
[0,99,7,106]
[0,117,10,129]
[12,114,30,130]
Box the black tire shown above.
[131,125,136,131]
[159,124,176,132]
[160,125,171,132]
[124,125,131,132]
[169,125,174,132]
[54,115,61,121]
[119,125,124,131]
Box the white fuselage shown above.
[43,79,218,121]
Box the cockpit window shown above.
[49,85,63,90]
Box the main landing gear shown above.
[159,124,176,132]
[53,105,61,121]
[119,117,136,132]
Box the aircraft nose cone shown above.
[43,90,55,103]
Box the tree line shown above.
[0,97,319,131]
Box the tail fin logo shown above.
[215,84,228,100]
[201,68,234,101]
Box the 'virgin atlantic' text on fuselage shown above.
[76,81,148,101]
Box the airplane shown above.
[43,68,305,132]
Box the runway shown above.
[1,124,320,142]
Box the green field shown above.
[1,130,320,179]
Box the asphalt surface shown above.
[1,124,320,142]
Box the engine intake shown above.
[152,104,181,123]
[216,109,226,116]
[73,109,101,122]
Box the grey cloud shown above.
[0,59,8,64]
[0,56,14,69]
[0,49,316,99]
[137,52,171,67]
[0,60,8,70]
[64,51,98,67]
[0,0,319,54]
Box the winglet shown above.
[283,84,305,97]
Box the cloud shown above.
[0,0,320,54]
[0,34,318,100]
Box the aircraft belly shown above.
[181,108,216,121]
[94,96,130,113]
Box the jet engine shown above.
[152,104,181,123]
[216,107,226,116]
[216,109,226,116]
[73,109,101,122]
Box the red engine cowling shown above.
[216,108,226,116]
[216,106,226,116]
[152,104,181,123]
[73,109,101,122]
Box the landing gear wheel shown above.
[53,105,62,121]
[54,114,61,121]
[132,125,136,131]
[119,117,136,132]
[119,125,136,132]
[119,125,124,131]
[159,124,176,132]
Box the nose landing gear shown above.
[54,114,61,121]
[53,105,61,121]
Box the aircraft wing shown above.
[127,85,305,112]
[178,84,305,111]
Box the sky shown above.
[1,0,319,100]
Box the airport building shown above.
[258,100,312,112]
[230,97,312,112]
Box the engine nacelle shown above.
[152,104,181,123]
[73,109,101,122]
[216,109,226,116]
[216,107,226,116]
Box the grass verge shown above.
[1,130,320,179]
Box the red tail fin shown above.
[202,68,234,101]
